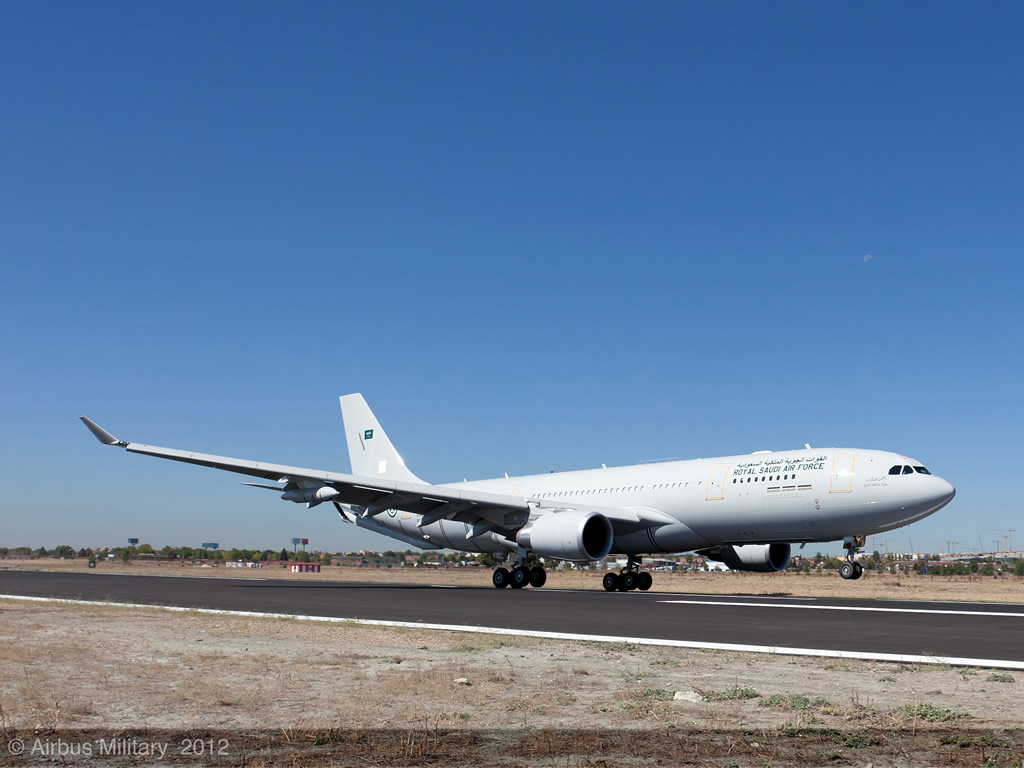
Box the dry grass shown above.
[2,597,1023,765]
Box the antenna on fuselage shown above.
[805,443,812,449]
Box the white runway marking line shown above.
[3,594,1023,671]
[658,599,1024,617]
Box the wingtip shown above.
[80,416,125,446]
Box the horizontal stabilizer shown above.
[80,417,125,446]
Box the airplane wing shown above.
[80,417,531,534]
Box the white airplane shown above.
[81,394,956,592]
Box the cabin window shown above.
[914,466,931,474]
[902,465,914,475]
[888,465,902,475]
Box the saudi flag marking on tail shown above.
[364,429,374,440]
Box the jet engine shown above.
[701,543,791,572]
[516,511,613,562]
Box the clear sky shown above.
[2,2,1021,556]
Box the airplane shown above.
[81,393,956,592]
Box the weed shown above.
[878,675,896,682]
[892,703,965,722]
[650,659,681,667]
[939,734,1009,748]
[577,640,637,652]
[759,694,829,711]
[641,689,674,701]
[698,686,760,702]
[987,673,1015,683]
[778,724,875,748]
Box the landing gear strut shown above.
[840,535,865,580]
[602,555,653,592]
[492,551,546,589]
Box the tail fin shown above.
[339,394,424,484]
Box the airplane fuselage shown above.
[362,448,955,556]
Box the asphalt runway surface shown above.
[3,571,1023,665]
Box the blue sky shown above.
[2,2,1021,556]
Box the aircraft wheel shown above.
[492,568,510,589]
[852,563,863,580]
[839,561,855,580]
[637,571,653,591]
[622,572,638,591]
[510,565,530,589]
[602,572,620,592]
[529,567,547,588]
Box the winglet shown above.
[80,417,126,446]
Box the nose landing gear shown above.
[602,555,653,592]
[840,535,865,580]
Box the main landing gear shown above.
[840,535,865,580]
[492,552,547,589]
[602,555,653,592]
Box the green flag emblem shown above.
[364,429,374,440]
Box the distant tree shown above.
[981,563,995,576]
[54,545,76,559]
[1014,560,1024,577]
[296,550,310,563]
[121,549,131,563]
[321,552,333,565]
[280,548,290,562]
[476,553,496,568]
[77,547,92,558]
[35,546,48,557]
[969,561,979,574]
[137,543,155,555]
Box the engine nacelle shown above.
[704,543,791,572]
[516,511,613,562]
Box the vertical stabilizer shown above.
[339,394,425,484]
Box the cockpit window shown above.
[914,466,931,475]
[902,465,914,475]
[888,465,902,475]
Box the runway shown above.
[3,571,1023,668]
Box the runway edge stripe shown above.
[3,594,1023,671]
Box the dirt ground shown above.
[6,557,1024,603]
[1,596,1022,767]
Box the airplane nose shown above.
[934,478,956,507]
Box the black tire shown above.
[852,562,864,580]
[529,567,547,588]
[637,571,653,591]
[622,572,638,591]
[511,566,529,589]
[839,561,854,580]
[602,572,620,592]
[492,567,510,589]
